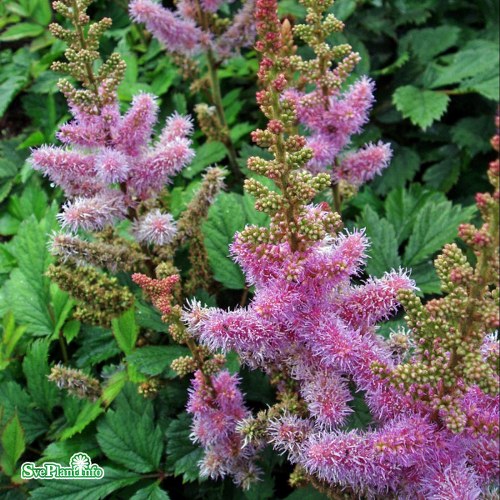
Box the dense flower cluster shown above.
[130,0,256,60]
[282,0,392,207]
[183,1,500,497]
[187,370,261,488]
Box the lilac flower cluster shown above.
[31,91,194,239]
[130,0,256,60]
[187,370,261,488]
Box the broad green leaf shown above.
[127,345,190,377]
[0,22,45,41]
[59,402,104,441]
[385,186,445,244]
[182,142,227,179]
[411,262,441,295]
[1,311,26,361]
[393,85,450,130]
[404,201,475,266]
[22,339,59,413]
[404,26,460,62]
[130,483,170,500]
[101,369,128,407]
[430,40,499,91]
[31,466,141,500]
[75,326,120,368]
[245,470,275,500]
[0,381,48,443]
[111,307,138,356]
[0,76,28,118]
[166,413,203,482]
[41,432,99,463]
[96,385,163,473]
[0,413,26,477]
[451,116,494,156]
[371,146,420,195]
[423,157,460,192]
[135,301,169,333]
[359,206,401,277]
[202,192,268,289]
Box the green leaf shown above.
[41,432,99,463]
[423,157,460,192]
[0,76,28,118]
[74,326,120,368]
[202,192,268,289]
[111,307,138,356]
[182,142,227,179]
[22,339,59,413]
[0,22,45,41]
[0,413,26,477]
[101,369,128,407]
[59,402,104,441]
[411,262,441,295]
[393,85,450,130]
[371,146,420,195]
[130,483,170,500]
[359,206,400,277]
[451,116,493,156]
[96,385,163,473]
[127,345,190,377]
[384,186,445,244]
[166,413,203,482]
[31,466,141,500]
[405,26,460,62]
[404,201,476,266]
[1,311,26,363]
[0,381,48,443]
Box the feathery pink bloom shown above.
[133,210,177,246]
[160,112,194,142]
[95,149,130,184]
[335,141,393,186]
[57,192,126,233]
[129,0,205,56]
[114,93,159,156]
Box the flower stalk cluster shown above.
[48,363,102,402]
[181,2,500,497]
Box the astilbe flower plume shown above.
[280,0,393,205]
[183,0,421,492]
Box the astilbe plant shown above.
[130,0,257,178]
[30,1,225,336]
[180,0,433,495]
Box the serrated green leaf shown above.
[0,22,45,41]
[0,413,26,477]
[385,186,447,245]
[127,345,190,377]
[59,402,104,441]
[404,201,475,266]
[202,192,268,289]
[166,413,203,482]
[22,339,59,413]
[74,326,120,368]
[0,381,48,444]
[130,483,170,500]
[405,26,460,62]
[1,311,26,361]
[101,369,128,407]
[371,146,420,195]
[111,307,138,356]
[182,142,227,179]
[285,485,328,500]
[393,85,449,130]
[97,385,163,473]
[359,206,401,277]
[451,116,494,157]
[423,157,460,192]
[31,466,141,500]
[411,262,441,295]
[41,432,99,463]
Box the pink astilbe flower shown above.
[58,192,126,233]
[187,370,261,489]
[132,273,180,320]
[129,0,204,56]
[31,84,194,238]
[133,210,177,246]
[335,141,393,186]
